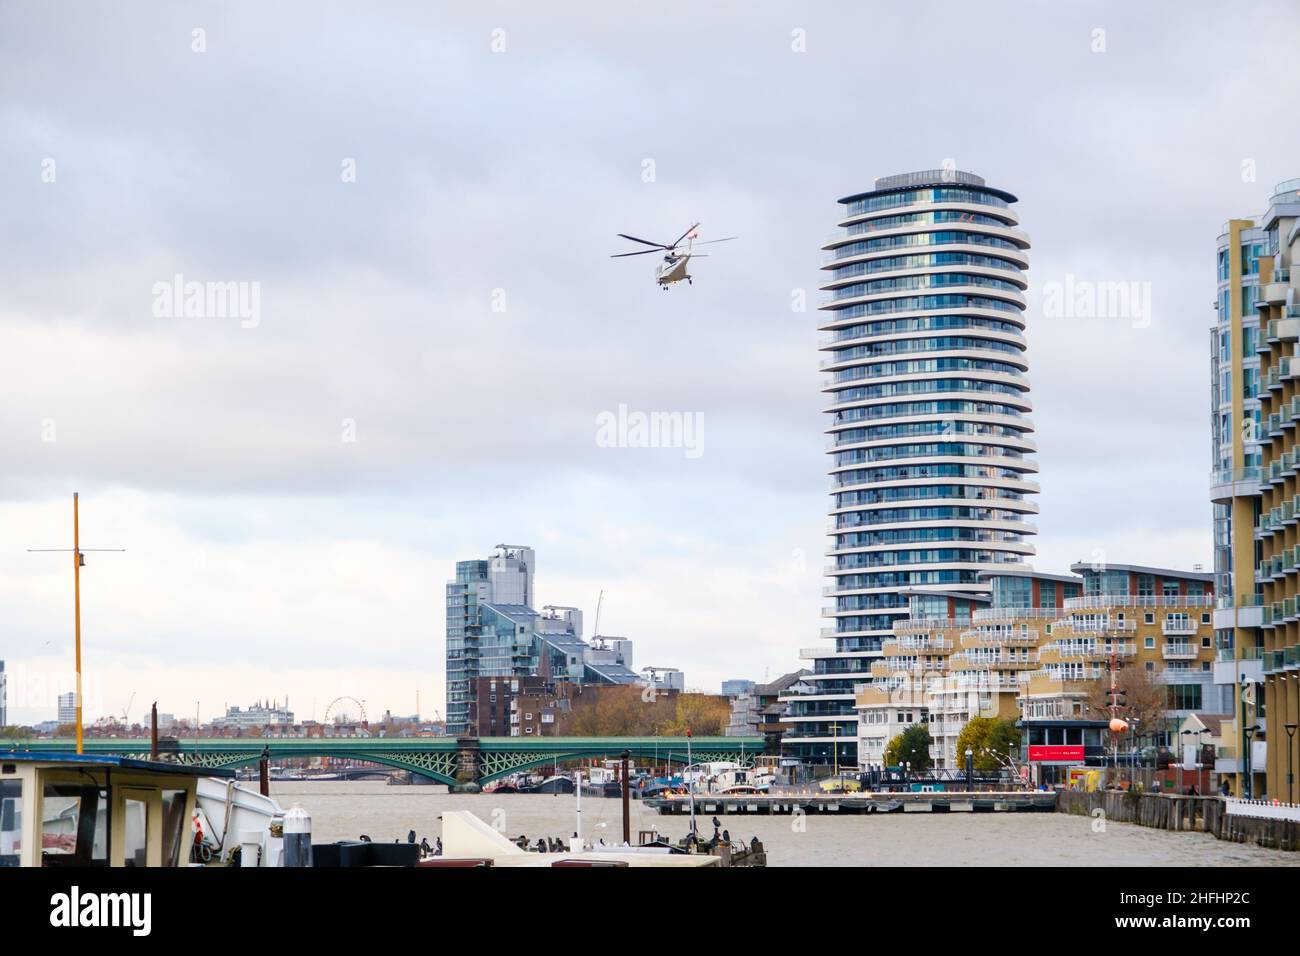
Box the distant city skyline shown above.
[3,2,1299,724]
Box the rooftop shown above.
[0,751,235,777]
[1068,562,1213,583]
[839,169,1017,205]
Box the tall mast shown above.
[28,493,124,754]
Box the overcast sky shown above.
[2,1,1297,725]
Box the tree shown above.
[654,693,731,737]
[554,687,732,737]
[562,685,663,736]
[1084,665,1168,744]
[984,719,1022,771]
[954,717,996,766]
[954,716,1021,771]
[884,723,933,770]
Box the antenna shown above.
[27,492,125,754]
[593,590,604,637]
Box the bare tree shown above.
[1084,664,1169,743]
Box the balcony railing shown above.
[971,607,1063,621]
[1161,619,1201,636]
[949,650,1039,668]
[1062,594,1214,610]
[1059,618,1138,633]
[893,618,971,632]
[960,628,1040,645]
[1216,594,1264,609]
[882,636,953,653]
[1161,643,1200,660]
[955,676,1023,692]
[1049,640,1137,659]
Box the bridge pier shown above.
[452,736,482,793]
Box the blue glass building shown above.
[782,170,1039,765]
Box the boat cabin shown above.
[0,752,232,868]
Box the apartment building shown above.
[1224,179,1300,799]
[792,168,1038,767]
[857,568,1072,768]
[856,564,1225,777]
[1222,178,1300,801]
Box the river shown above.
[270,781,1299,867]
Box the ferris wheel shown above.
[324,696,367,726]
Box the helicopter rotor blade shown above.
[610,248,662,258]
[670,222,702,249]
[616,233,669,249]
[691,236,737,246]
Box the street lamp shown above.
[1240,673,1255,799]
[1285,721,1298,806]
[1128,717,1141,788]
[1243,724,1262,800]
[965,747,974,792]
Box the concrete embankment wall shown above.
[1056,791,1299,851]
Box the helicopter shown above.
[610,222,736,289]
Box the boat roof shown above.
[1,751,235,778]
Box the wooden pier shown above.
[644,790,1057,816]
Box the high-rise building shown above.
[445,544,534,735]
[0,661,6,727]
[445,545,642,735]
[1213,179,1300,799]
[57,691,76,725]
[784,169,1037,765]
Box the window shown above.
[0,780,20,866]
[41,784,109,867]
[1166,684,1203,710]
[1201,613,1210,624]
[1144,637,1155,649]
[1144,612,1154,625]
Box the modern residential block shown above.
[444,545,644,736]
[787,169,1037,765]
[1219,179,1300,799]
[857,563,1224,783]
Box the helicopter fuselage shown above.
[656,253,691,286]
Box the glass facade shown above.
[445,559,489,733]
[788,171,1038,765]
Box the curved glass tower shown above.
[784,169,1039,764]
